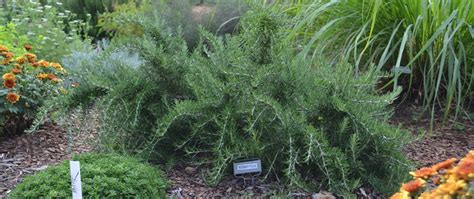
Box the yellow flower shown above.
[418,191,436,199]
[6,92,20,104]
[389,191,410,199]
[37,73,49,80]
[15,56,27,65]
[2,73,16,81]
[434,180,467,195]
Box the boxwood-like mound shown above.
[9,153,167,198]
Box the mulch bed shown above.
[0,118,96,198]
[0,105,472,198]
[391,105,474,167]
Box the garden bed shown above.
[0,117,97,198]
[1,106,471,198]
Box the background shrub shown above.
[9,153,167,198]
[98,0,246,49]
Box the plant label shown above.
[233,159,262,175]
[70,161,83,199]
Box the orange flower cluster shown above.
[1,44,66,104]
[391,150,474,199]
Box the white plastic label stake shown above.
[70,161,83,199]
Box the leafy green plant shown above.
[0,43,68,136]
[285,0,474,126]
[9,153,168,198]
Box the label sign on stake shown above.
[70,161,83,199]
[233,159,262,175]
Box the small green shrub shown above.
[9,153,167,199]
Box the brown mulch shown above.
[166,166,290,198]
[0,111,97,198]
[391,105,474,167]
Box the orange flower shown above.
[25,53,36,63]
[50,62,62,69]
[14,63,22,70]
[37,60,49,67]
[11,68,22,75]
[15,56,27,64]
[1,58,11,65]
[432,158,457,171]
[47,74,56,80]
[37,73,48,80]
[401,179,425,193]
[3,79,16,89]
[0,45,8,52]
[24,44,32,51]
[2,73,16,81]
[431,176,442,185]
[410,167,437,178]
[31,62,40,68]
[6,92,20,104]
[465,150,474,161]
[2,51,14,59]
[456,158,474,177]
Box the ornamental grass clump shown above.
[391,150,474,198]
[0,44,68,136]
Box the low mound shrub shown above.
[9,153,167,198]
[391,150,474,199]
